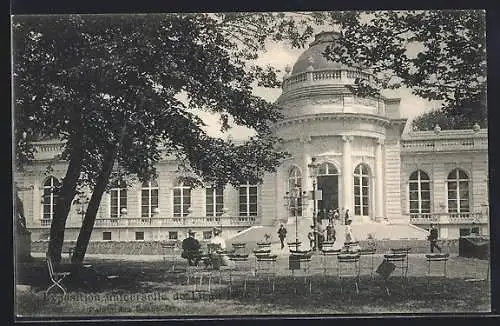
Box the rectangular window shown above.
[206,187,224,217]
[459,228,471,237]
[110,188,127,219]
[135,232,145,241]
[102,232,111,241]
[173,187,191,217]
[239,184,258,217]
[203,231,212,240]
[168,231,178,240]
[141,189,158,218]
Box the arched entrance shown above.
[316,162,339,219]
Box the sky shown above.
[196,37,437,140]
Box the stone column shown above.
[375,138,384,220]
[342,135,353,214]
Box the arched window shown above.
[42,176,60,220]
[173,180,191,218]
[353,164,370,216]
[141,180,158,218]
[288,167,303,216]
[239,182,258,218]
[110,179,127,219]
[317,162,338,176]
[447,169,470,213]
[408,170,431,214]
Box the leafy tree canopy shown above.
[13,13,340,188]
[322,10,487,130]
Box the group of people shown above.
[277,215,355,252]
[180,228,234,268]
[181,216,443,267]
[317,208,351,226]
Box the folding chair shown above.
[359,248,376,279]
[381,253,408,296]
[46,254,71,297]
[224,253,251,296]
[185,264,214,295]
[321,248,341,279]
[161,241,178,271]
[289,251,313,295]
[254,254,278,295]
[231,243,247,256]
[425,253,449,294]
[337,253,361,294]
[390,247,411,278]
[376,258,396,296]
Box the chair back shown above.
[384,253,407,262]
[425,253,450,262]
[232,243,246,249]
[391,247,411,255]
[46,254,55,278]
[338,253,360,263]
[322,248,341,256]
[207,243,222,254]
[359,248,376,255]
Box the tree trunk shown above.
[47,142,84,266]
[71,123,128,264]
[71,147,116,264]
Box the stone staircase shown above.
[226,217,430,253]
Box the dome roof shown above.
[291,31,361,75]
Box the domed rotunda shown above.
[272,31,407,226]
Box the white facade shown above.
[15,32,489,242]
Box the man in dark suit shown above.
[277,224,287,250]
[428,224,442,253]
[182,230,201,266]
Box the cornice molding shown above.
[275,113,390,128]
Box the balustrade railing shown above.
[39,216,259,227]
[282,69,371,92]
[408,212,487,225]
[401,137,487,152]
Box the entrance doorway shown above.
[316,162,339,220]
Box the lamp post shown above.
[308,157,319,251]
[285,185,306,251]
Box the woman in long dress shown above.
[344,220,359,252]
[210,229,235,268]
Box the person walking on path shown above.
[428,223,442,253]
[278,224,287,250]
[344,209,350,225]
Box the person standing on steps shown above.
[326,221,336,243]
[308,226,315,251]
[428,223,442,253]
[333,208,340,225]
[277,224,287,250]
[344,209,350,225]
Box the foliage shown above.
[12,13,339,188]
[12,12,333,262]
[322,10,487,128]
[412,108,485,131]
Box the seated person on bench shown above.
[181,230,201,266]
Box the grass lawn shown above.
[15,254,491,317]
